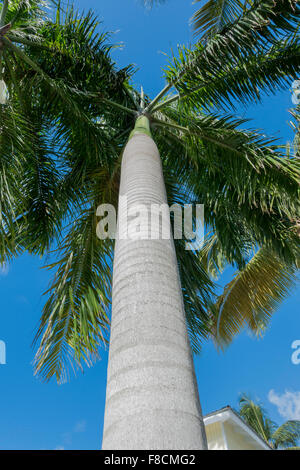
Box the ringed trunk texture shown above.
[102,126,207,450]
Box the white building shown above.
[204,406,271,450]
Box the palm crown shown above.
[239,394,300,449]
[0,0,299,382]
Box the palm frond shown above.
[164,37,300,112]
[33,206,113,383]
[213,247,298,347]
[17,130,64,255]
[239,393,300,448]
[273,421,300,449]
[159,143,218,352]
[0,3,134,260]
[153,107,299,348]
[153,108,300,265]
[239,393,276,444]
[191,0,245,39]
[32,153,121,383]
[0,103,34,262]
[199,233,231,280]
[175,238,216,353]
[162,0,299,112]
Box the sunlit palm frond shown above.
[273,421,300,449]
[239,393,300,448]
[239,394,276,445]
[153,106,299,348]
[213,247,298,347]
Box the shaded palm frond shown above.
[33,206,113,383]
[0,2,134,261]
[175,238,217,353]
[33,161,121,383]
[158,142,218,352]
[153,108,300,264]
[165,37,300,113]
[0,103,35,262]
[191,0,245,39]
[199,233,231,280]
[162,0,299,112]
[17,130,64,256]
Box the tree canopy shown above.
[239,394,300,449]
[0,0,299,381]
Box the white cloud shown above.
[60,420,87,447]
[61,431,72,445]
[74,420,86,433]
[268,389,300,420]
[54,446,65,450]
[0,264,9,276]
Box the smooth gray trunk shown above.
[102,132,207,450]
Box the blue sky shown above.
[0,0,299,450]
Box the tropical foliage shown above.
[0,0,299,381]
[191,0,258,38]
[239,394,300,449]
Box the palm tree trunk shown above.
[102,116,207,450]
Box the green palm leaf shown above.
[33,205,113,383]
[239,393,300,449]
[155,0,299,114]
[239,394,276,445]
[213,247,298,347]
[273,421,300,449]
[191,0,245,39]
[162,37,300,113]
[0,103,35,262]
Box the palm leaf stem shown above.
[0,0,8,27]
[146,82,174,112]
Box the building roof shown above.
[203,406,272,450]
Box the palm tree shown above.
[0,0,299,449]
[239,394,300,449]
